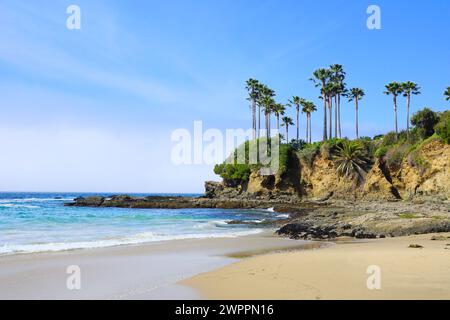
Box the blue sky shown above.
[0,0,449,193]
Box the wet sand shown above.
[0,232,309,299]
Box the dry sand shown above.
[183,233,450,300]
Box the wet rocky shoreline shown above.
[66,195,450,240]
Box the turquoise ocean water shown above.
[0,192,285,255]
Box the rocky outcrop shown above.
[276,200,450,240]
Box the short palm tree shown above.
[311,68,332,141]
[347,88,365,139]
[272,103,286,132]
[402,81,421,139]
[288,96,302,141]
[245,78,260,140]
[281,116,294,143]
[334,140,370,181]
[384,82,404,137]
[445,87,450,101]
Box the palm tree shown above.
[402,81,421,140]
[330,64,346,138]
[259,85,275,139]
[347,88,365,139]
[311,68,332,141]
[272,103,286,132]
[323,82,336,139]
[281,116,294,143]
[288,96,302,141]
[384,82,404,137]
[444,87,450,101]
[334,140,370,182]
[245,79,260,140]
[302,101,317,143]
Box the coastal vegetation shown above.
[215,65,449,189]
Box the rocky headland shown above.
[67,139,450,240]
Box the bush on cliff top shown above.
[213,139,294,183]
[435,110,450,144]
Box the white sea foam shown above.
[266,207,275,212]
[0,204,40,209]
[276,214,289,218]
[0,198,73,203]
[0,229,264,256]
[193,220,231,230]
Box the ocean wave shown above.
[193,220,231,230]
[0,229,264,256]
[0,198,74,203]
[276,214,290,218]
[0,204,40,209]
[266,207,275,212]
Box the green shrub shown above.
[380,131,398,147]
[435,110,450,144]
[385,144,409,171]
[411,107,440,139]
[297,142,321,168]
[213,163,251,183]
[375,146,389,158]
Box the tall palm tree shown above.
[302,101,317,143]
[311,68,332,141]
[260,86,275,141]
[384,82,404,137]
[402,81,421,139]
[281,116,294,143]
[444,87,450,101]
[255,82,266,139]
[330,64,346,138]
[347,88,365,139]
[272,103,286,132]
[245,79,260,140]
[288,96,302,141]
[307,101,317,143]
[323,82,336,139]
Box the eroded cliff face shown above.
[207,140,450,202]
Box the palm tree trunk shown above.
[296,106,300,141]
[334,95,338,138]
[406,94,411,140]
[394,96,398,137]
[252,101,256,140]
[258,106,261,139]
[286,126,289,143]
[328,96,332,139]
[322,83,327,141]
[306,114,309,143]
[277,115,280,132]
[356,98,359,139]
[338,94,342,138]
[308,115,312,143]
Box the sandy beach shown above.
[183,233,450,300]
[0,232,308,300]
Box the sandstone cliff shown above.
[207,139,450,202]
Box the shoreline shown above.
[183,232,450,300]
[0,231,311,300]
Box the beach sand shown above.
[0,232,308,300]
[183,233,450,300]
